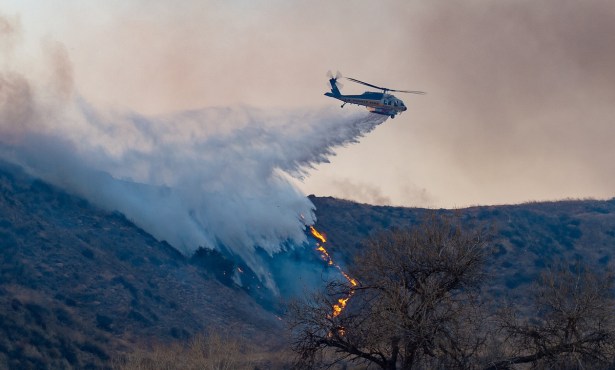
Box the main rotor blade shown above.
[389,89,426,95]
[346,77,426,95]
[346,77,385,91]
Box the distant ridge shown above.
[310,195,615,301]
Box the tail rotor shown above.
[326,70,344,89]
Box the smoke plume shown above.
[0,15,387,290]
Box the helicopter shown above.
[324,71,425,118]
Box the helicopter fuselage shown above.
[325,91,407,118]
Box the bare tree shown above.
[289,215,490,370]
[486,262,615,370]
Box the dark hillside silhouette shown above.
[0,162,279,369]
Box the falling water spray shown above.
[0,16,388,292]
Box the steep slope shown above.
[0,162,280,369]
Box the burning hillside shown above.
[309,226,358,317]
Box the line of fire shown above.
[308,225,358,318]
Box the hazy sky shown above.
[3,0,615,208]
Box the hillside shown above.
[0,162,280,369]
[311,195,615,301]
[1,159,615,369]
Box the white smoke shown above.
[0,17,387,290]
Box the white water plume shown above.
[0,15,388,289]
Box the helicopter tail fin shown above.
[328,78,341,96]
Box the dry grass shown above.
[113,331,294,370]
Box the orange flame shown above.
[316,246,334,265]
[309,226,327,243]
[309,225,358,321]
[333,297,349,317]
[340,271,358,287]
